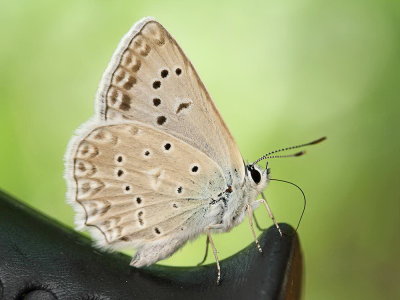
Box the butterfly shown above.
[65,17,325,284]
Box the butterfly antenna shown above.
[252,136,326,165]
[264,151,306,159]
[269,178,306,233]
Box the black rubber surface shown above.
[0,190,302,300]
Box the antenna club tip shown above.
[310,136,327,145]
[295,151,306,157]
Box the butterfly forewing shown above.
[96,17,245,183]
[67,122,227,249]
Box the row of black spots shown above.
[151,68,182,104]
[152,69,165,90]
[152,67,182,89]
[152,67,183,125]
[152,89,166,125]
[160,67,181,77]
[153,69,183,88]
[151,69,167,107]
[143,144,172,158]
[116,156,126,179]
[141,144,170,161]
[138,211,144,226]
[143,143,171,159]
[143,142,172,158]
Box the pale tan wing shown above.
[65,121,227,249]
[96,17,245,184]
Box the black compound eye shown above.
[249,167,261,184]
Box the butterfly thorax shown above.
[206,164,269,233]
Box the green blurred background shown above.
[1,0,399,299]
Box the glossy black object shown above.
[0,190,303,300]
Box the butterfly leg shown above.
[257,192,283,237]
[207,233,221,285]
[197,235,210,266]
[246,204,263,253]
[205,225,224,284]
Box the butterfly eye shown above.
[249,167,261,184]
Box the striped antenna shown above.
[252,137,326,165]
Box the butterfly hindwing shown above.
[96,17,245,182]
[66,121,227,250]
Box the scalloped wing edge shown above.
[64,118,129,250]
[94,16,156,119]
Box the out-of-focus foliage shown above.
[1,1,399,299]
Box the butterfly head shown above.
[247,137,327,192]
[246,163,270,192]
